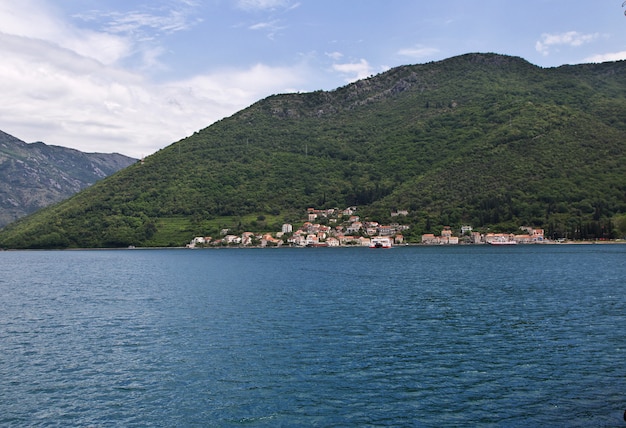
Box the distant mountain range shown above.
[0,130,136,227]
[0,53,625,248]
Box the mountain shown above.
[1,53,625,248]
[0,130,136,227]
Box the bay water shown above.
[1,245,625,426]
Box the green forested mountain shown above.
[1,53,625,248]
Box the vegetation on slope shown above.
[1,53,625,248]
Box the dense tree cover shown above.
[1,53,625,248]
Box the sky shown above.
[1,0,625,158]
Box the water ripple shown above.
[0,246,625,426]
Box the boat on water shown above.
[370,237,392,248]
[488,240,517,246]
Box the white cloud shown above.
[325,51,344,61]
[249,20,277,31]
[332,59,373,83]
[75,9,200,36]
[236,0,293,11]
[0,23,310,158]
[248,19,285,37]
[247,20,286,40]
[535,31,601,56]
[69,3,203,71]
[397,45,440,60]
[0,1,132,66]
[0,1,308,157]
[171,63,307,108]
[584,51,626,63]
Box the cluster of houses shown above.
[188,206,410,248]
[187,206,546,248]
[421,226,545,245]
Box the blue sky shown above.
[1,0,624,157]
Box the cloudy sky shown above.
[1,0,625,158]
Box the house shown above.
[224,235,241,245]
[261,234,282,247]
[319,225,332,234]
[339,235,360,245]
[461,225,473,234]
[513,234,533,244]
[485,233,515,244]
[378,225,395,236]
[307,207,333,218]
[359,237,371,246]
[241,232,256,246]
[288,234,307,246]
[421,230,458,245]
[422,233,437,244]
[364,221,379,236]
[342,207,357,216]
[326,237,340,247]
[346,222,362,234]
[188,236,211,248]
[306,234,319,246]
[282,223,293,234]
[513,228,544,243]
[366,226,379,236]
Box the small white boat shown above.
[370,237,392,248]
[488,240,517,246]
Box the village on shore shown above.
[187,206,548,248]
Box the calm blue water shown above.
[1,245,625,427]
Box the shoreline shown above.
[1,239,624,251]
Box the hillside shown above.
[0,131,136,227]
[1,53,625,248]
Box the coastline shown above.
[1,239,624,251]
